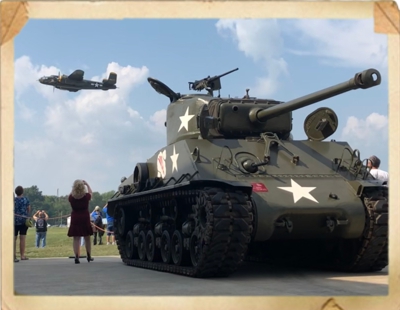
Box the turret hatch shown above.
[304,107,339,141]
[147,77,181,103]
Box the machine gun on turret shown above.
[188,68,239,97]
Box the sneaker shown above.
[107,242,110,245]
[112,242,116,245]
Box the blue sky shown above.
[14,18,388,196]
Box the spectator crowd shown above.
[14,180,116,263]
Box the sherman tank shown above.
[106,67,388,278]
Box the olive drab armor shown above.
[105,68,388,278]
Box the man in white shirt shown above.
[367,155,389,186]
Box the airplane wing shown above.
[68,70,84,81]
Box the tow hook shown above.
[326,217,335,232]
[275,217,293,233]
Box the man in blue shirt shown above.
[103,203,115,245]
[14,186,31,262]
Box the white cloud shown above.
[216,19,288,97]
[16,100,36,121]
[150,109,167,133]
[14,56,167,195]
[339,112,388,169]
[14,56,69,102]
[285,19,387,69]
[215,19,387,98]
[341,112,388,146]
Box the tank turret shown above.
[147,68,241,145]
[199,68,381,140]
[147,68,381,145]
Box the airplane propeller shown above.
[58,71,62,82]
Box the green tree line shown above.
[17,185,116,226]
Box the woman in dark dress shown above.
[67,179,94,264]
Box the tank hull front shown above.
[249,177,365,241]
[179,138,370,242]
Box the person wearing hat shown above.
[90,206,103,245]
[367,155,389,185]
[14,185,31,262]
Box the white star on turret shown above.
[170,146,179,173]
[178,107,195,132]
[277,179,319,203]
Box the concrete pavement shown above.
[14,256,388,296]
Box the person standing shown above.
[103,203,115,245]
[90,206,103,245]
[14,186,31,262]
[33,210,49,248]
[367,155,389,185]
[67,179,94,264]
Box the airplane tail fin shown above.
[103,72,117,85]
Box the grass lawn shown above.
[15,227,121,259]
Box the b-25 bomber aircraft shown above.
[38,69,118,92]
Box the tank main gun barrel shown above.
[251,68,381,123]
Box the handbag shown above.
[25,217,33,228]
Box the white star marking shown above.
[277,179,319,203]
[178,107,195,132]
[170,146,179,173]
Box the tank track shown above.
[113,186,254,278]
[245,190,388,272]
[331,190,388,272]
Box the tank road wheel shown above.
[146,230,161,262]
[115,207,129,237]
[189,190,213,269]
[160,231,172,264]
[194,191,208,229]
[171,230,189,266]
[114,207,121,232]
[133,163,149,192]
[114,187,253,278]
[138,231,147,261]
[189,232,204,267]
[125,230,138,259]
